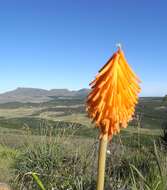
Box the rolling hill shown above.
[0,87,90,103]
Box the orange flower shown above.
[86,49,141,140]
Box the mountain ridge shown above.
[0,87,90,103]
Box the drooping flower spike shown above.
[86,48,141,140]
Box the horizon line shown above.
[0,86,165,98]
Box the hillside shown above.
[163,95,167,102]
[0,87,90,103]
[0,88,166,132]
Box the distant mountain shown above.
[0,87,90,103]
[75,88,91,97]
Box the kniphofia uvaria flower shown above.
[86,46,141,190]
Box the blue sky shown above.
[0,0,166,96]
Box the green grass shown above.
[0,96,166,189]
[0,124,165,189]
[0,145,19,183]
[0,128,164,190]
